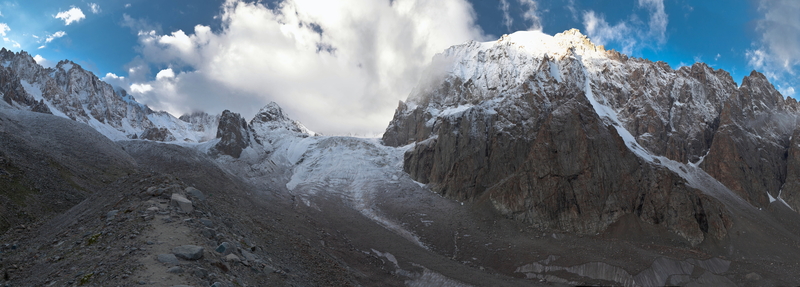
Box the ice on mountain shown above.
[19,80,43,101]
[61,62,74,72]
[549,61,562,82]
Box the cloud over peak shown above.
[118,0,485,135]
[581,0,669,55]
[749,0,800,97]
[637,0,668,44]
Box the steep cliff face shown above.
[383,29,800,245]
[0,48,216,142]
[213,110,257,158]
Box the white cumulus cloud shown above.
[781,86,796,97]
[3,37,20,48]
[45,31,66,43]
[749,0,800,98]
[582,11,636,54]
[581,0,668,55]
[121,0,485,135]
[155,68,175,80]
[637,0,668,44]
[499,0,512,31]
[33,55,55,68]
[38,31,66,49]
[55,7,86,25]
[519,0,542,31]
[89,3,101,14]
[0,23,9,36]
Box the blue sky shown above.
[1,0,798,134]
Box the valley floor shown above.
[1,107,800,286]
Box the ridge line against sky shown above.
[0,0,798,135]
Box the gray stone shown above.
[172,245,204,260]
[201,228,216,239]
[633,257,694,287]
[186,187,206,201]
[241,250,258,262]
[170,193,194,213]
[145,186,160,196]
[223,253,241,263]
[106,210,118,221]
[157,253,179,266]
[685,271,736,287]
[745,272,762,281]
[193,268,208,278]
[215,242,233,255]
[667,274,692,285]
[687,257,731,274]
[199,218,213,227]
[167,266,184,274]
[210,282,224,287]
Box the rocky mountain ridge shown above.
[0,48,217,143]
[383,29,800,245]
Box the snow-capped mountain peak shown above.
[490,28,607,59]
[250,101,315,136]
[0,48,218,143]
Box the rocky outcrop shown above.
[140,127,176,142]
[779,129,800,211]
[214,110,253,158]
[382,101,433,147]
[699,71,798,207]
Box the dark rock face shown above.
[214,110,252,158]
[382,101,433,147]
[699,71,797,207]
[400,72,730,245]
[140,127,176,142]
[384,29,800,245]
[589,63,798,208]
[783,129,800,211]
